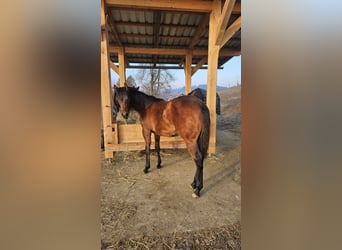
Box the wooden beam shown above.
[185,51,192,94]
[220,16,241,48]
[116,33,236,42]
[109,61,119,74]
[109,46,240,56]
[215,0,235,46]
[124,65,217,70]
[232,2,241,14]
[192,56,207,75]
[188,13,209,49]
[116,21,196,29]
[152,11,161,66]
[118,47,126,86]
[118,33,195,40]
[105,0,213,12]
[101,0,114,159]
[206,0,220,154]
[107,10,123,47]
[153,11,161,47]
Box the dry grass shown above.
[101,223,241,250]
[218,86,241,116]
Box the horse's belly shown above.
[155,125,178,137]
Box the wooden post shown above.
[118,47,126,86]
[101,0,114,158]
[185,51,192,94]
[206,0,220,154]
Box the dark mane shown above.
[130,88,164,110]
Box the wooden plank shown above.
[112,123,118,145]
[192,56,207,75]
[118,47,126,86]
[215,0,236,46]
[220,16,241,48]
[117,124,184,144]
[118,124,143,143]
[109,46,240,56]
[185,51,192,94]
[109,61,119,74]
[206,0,220,154]
[101,0,114,158]
[105,0,213,12]
[107,141,186,152]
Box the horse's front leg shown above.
[142,128,151,174]
[155,134,162,169]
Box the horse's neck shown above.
[130,91,160,116]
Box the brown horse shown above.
[113,84,210,198]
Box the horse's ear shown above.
[113,85,118,92]
[124,82,128,91]
[136,86,139,90]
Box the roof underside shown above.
[106,0,241,70]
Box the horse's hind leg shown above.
[155,134,162,169]
[186,140,204,198]
[192,151,204,198]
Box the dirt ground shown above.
[101,86,241,249]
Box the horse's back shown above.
[169,96,208,137]
[171,95,207,113]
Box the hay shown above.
[102,223,241,250]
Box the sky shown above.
[111,55,241,89]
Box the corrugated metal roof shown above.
[107,0,241,69]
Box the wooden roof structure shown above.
[106,0,241,70]
[101,0,241,158]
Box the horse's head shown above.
[113,83,139,119]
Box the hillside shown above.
[217,86,241,132]
[218,86,241,115]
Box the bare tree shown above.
[115,75,137,87]
[135,68,174,97]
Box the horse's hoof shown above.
[157,165,161,169]
[192,193,199,198]
[143,169,149,174]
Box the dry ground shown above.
[101,86,241,249]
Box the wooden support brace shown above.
[215,0,236,46]
[192,56,207,76]
[220,16,241,48]
[109,61,119,75]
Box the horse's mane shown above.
[130,87,164,103]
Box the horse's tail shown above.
[198,104,210,160]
